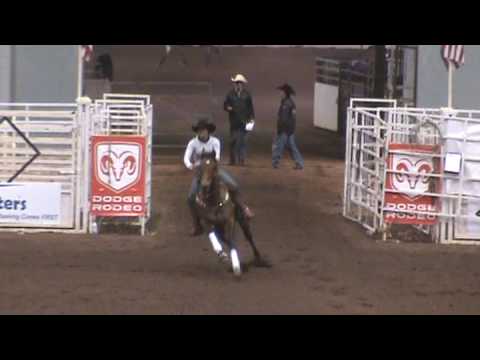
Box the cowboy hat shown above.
[277,83,296,96]
[231,74,248,83]
[192,118,216,133]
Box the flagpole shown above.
[448,60,453,108]
[77,45,83,99]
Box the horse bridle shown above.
[196,176,230,209]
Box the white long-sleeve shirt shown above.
[183,136,221,170]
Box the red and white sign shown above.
[384,144,441,225]
[91,136,146,217]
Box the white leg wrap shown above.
[230,249,241,276]
[209,231,223,254]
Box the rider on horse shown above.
[184,118,255,236]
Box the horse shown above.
[194,151,271,277]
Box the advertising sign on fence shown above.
[0,183,62,225]
[91,136,146,217]
[384,144,440,225]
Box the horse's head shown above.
[199,151,218,194]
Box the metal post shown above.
[77,46,83,99]
[374,45,387,99]
[448,61,453,108]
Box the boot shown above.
[231,191,255,219]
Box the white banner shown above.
[314,83,338,131]
[0,183,62,226]
[443,119,480,239]
[444,120,480,195]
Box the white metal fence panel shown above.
[0,95,153,235]
[0,103,88,232]
[344,100,480,245]
[89,95,153,235]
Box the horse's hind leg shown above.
[237,211,272,268]
[237,216,260,259]
[235,207,260,258]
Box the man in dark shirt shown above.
[272,84,304,170]
[223,74,255,166]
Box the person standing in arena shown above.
[223,74,256,166]
[272,84,304,170]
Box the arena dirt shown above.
[0,46,479,314]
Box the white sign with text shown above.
[0,183,62,225]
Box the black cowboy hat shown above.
[277,83,296,96]
[192,118,216,133]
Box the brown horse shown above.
[194,151,271,277]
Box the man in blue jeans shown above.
[272,84,304,170]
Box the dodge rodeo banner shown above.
[91,136,146,217]
[384,144,441,225]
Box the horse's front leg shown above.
[203,211,229,264]
[225,217,241,277]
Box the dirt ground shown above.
[1,46,480,315]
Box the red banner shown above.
[384,144,441,225]
[91,136,146,217]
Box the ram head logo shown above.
[392,157,433,198]
[101,151,137,181]
[95,143,142,192]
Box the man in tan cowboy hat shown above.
[184,117,255,236]
[223,74,256,166]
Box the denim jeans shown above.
[230,129,247,164]
[272,133,304,168]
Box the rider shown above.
[184,118,255,236]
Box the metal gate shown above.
[0,95,153,235]
[0,102,89,232]
[88,94,153,235]
[315,46,419,137]
[344,100,480,245]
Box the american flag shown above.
[81,45,94,62]
[442,45,465,68]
